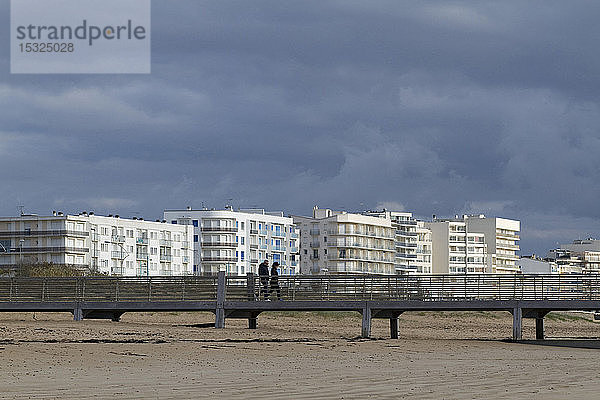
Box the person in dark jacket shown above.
[270,262,281,300]
[258,260,270,300]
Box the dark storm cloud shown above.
[2,1,600,253]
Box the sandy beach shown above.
[1,311,599,399]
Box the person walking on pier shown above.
[270,262,281,301]
[258,260,270,300]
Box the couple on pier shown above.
[258,260,281,301]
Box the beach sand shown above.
[1,311,599,399]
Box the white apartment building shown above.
[464,215,520,273]
[293,207,396,275]
[546,239,600,273]
[425,219,487,274]
[164,207,299,276]
[363,211,432,274]
[0,212,194,276]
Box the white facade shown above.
[363,211,432,274]
[560,239,600,273]
[163,208,299,276]
[294,207,395,275]
[465,215,520,273]
[518,257,558,274]
[425,219,487,274]
[0,213,194,276]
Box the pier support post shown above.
[215,271,226,329]
[247,272,256,301]
[390,316,399,339]
[512,307,522,340]
[73,307,83,321]
[535,316,545,340]
[361,306,372,338]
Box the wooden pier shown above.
[1,272,599,339]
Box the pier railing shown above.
[0,274,599,303]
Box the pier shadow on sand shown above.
[506,338,600,349]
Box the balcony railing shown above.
[0,230,89,238]
[136,253,149,260]
[136,237,148,245]
[201,256,237,262]
[309,229,320,235]
[272,245,286,252]
[310,242,320,248]
[160,254,172,262]
[260,244,268,250]
[111,235,125,243]
[182,256,190,263]
[250,229,258,235]
[201,227,237,233]
[8,247,89,254]
[159,239,172,247]
[111,251,127,259]
[310,255,319,260]
[258,229,268,235]
[290,233,299,239]
[290,247,299,253]
[201,242,236,247]
[181,241,189,248]
[272,231,286,238]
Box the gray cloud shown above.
[2,1,600,253]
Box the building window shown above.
[171,220,177,224]
[194,235,199,242]
[193,220,199,227]
[241,251,245,261]
[241,222,245,230]
[241,237,245,245]
[324,236,327,242]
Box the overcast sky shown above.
[2,1,600,254]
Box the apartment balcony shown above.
[111,235,125,243]
[272,231,286,238]
[272,245,286,252]
[309,229,320,235]
[260,244,268,250]
[201,241,236,247]
[182,256,190,263]
[250,244,259,249]
[201,256,237,262]
[396,242,417,248]
[136,237,148,245]
[291,261,298,266]
[496,232,520,240]
[310,255,319,260]
[15,247,89,254]
[159,239,172,247]
[250,229,259,235]
[497,243,520,250]
[290,233,299,239]
[396,231,418,237]
[201,227,237,233]
[396,253,418,259]
[258,229,268,236]
[310,242,320,248]
[111,251,127,259]
[160,254,172,262]
[181,241,189,248]
[251,258,259,264]
[396,220,418,226]
[91,250,99,257]
[136,252,149,260]
[90,233,99,241]
[0,230,89,238]
[290,247,298,253]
